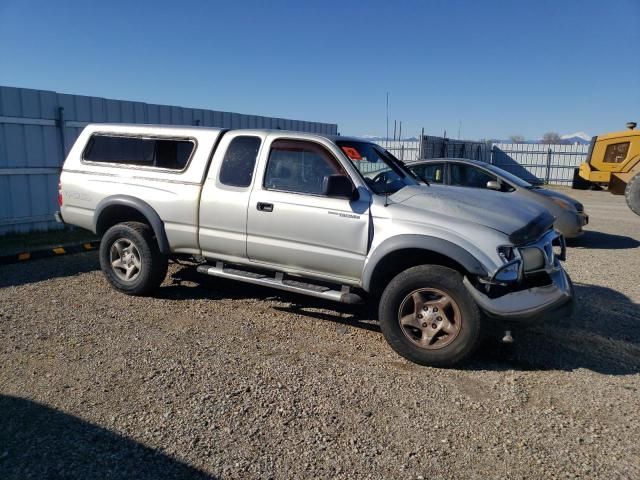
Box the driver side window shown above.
[412,163,444,184]
[264,140,345,195]
[450,163,497,189]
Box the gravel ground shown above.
[1,188,639,479]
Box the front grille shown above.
[519,229,565,274]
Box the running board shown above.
[196,262,363,304]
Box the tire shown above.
[99,221,168,296]
[378,265,482,367]
[625,172,640,216]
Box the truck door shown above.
[246,137,370,282]
[198,132,265,261]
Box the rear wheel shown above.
[625,172,640,216]
[378,265,482,367]
[99,222,168,295]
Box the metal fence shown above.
[376,136,492,164]
[420,136,492,163]
[396,134,587,186]
[0,86,338,234]
[375,140,421,162]
[490,143,588,186]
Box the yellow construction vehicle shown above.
[573,122,640,215]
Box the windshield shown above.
[482,163,533,188]
[335,140,418,194]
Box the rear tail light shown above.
[58,181,63,207]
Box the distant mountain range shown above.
[358,135,419,142]
[355,132,592,144]
[558,132,592,144]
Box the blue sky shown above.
[0,0,638,139]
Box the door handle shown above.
[256,202,274,212]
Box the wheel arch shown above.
[362,235,488,294]
[94,195,170,254]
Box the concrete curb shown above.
[0,241,100,266]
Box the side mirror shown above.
[486,180,501,191]
[323,174,358,199]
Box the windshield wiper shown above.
[417,174,430,186]
[389,156,428,185]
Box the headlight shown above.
[521,247,545,272]
[491,231,565,286]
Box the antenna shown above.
[458,120,461,139]
[386,92,389,145]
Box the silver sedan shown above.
[407,158,589,238]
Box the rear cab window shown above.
[83,134,195,171]
[219,136,262,188]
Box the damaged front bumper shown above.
[463,268,574,323]
[464,229,574,323]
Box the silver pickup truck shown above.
[57,124,573,367]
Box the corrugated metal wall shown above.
[400,134,586,186]
[419,135,492,163]
[376,138,489,163]
[491,143,588,186]
[0,86,338,234]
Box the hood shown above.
[530,187,583,212]
[390,185,555,244]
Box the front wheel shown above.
[625,172,640,216]
[99,221,168,296]
[378,265,482,367]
